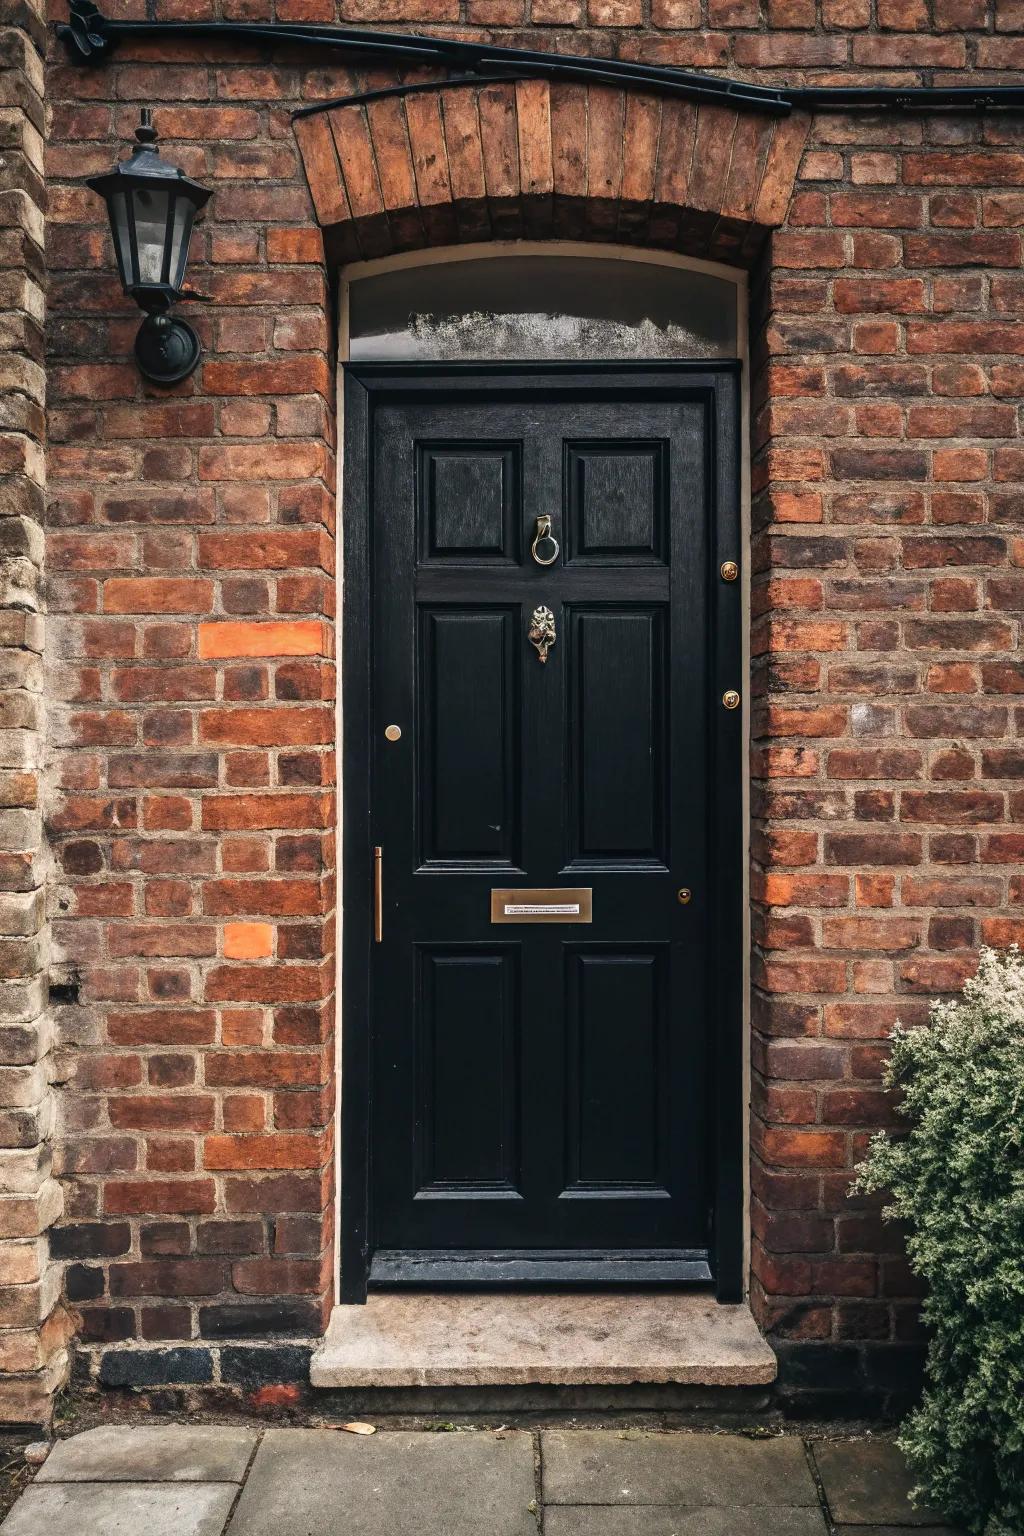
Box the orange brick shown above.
[198,621,324,659]
[224,922,274,960]
[203,1133,325,1170]
[758,1128,848,1169]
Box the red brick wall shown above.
[46,41,337,1360]
[38,0,1024,1412]
[750,116,1024,1405]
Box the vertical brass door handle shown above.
[373,845,382,943]
[531,515,560,566]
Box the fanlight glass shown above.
[348,254,739,362]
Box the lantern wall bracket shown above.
[134,314,202,386]
[57,0,1024,115]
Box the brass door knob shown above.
[677,888,692,905]
[722,689,741,710]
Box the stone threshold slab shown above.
[310,1292,777,1388]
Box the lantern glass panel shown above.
[108,189,132,289]
[131,184,172,287]
[169,194,194,291]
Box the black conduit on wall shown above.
[58,0,1024,118]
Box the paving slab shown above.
[541,1431,818,1507]
[226,1428,536,1536]
[547,1506,828,1535]
[812,1441,951,1527]
[0,1483,236,1536]
[36,1426,258,1484]
[311,1293,776,1387]
[839,1528,961,1535]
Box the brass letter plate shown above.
[490,888,593,924]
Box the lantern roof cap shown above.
[86,108,211,206]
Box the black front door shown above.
[344,364,742,1297]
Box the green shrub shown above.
[856,946,1024,1536]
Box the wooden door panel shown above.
[418,441,522,564]
[414,944,521,1194]
[565,441,669,564]
[564,945,669,1192]
[565,606,668,868]
[417,607,520,868]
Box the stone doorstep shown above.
[309,1291,777,1388]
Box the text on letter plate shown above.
[490,888,593,924]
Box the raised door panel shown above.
[564,946,669,1191]
[418,442,521,564]
[565,606,668,867]
[417,608,520,867]
[565,441,668,564]
[414,945,521,1193]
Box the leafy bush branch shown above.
[856,946,1024,1536]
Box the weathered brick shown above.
[103,1180,216,1216]
[102,579,213,615]
[204,1133,325,1171]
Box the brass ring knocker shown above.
[531,515,560,567]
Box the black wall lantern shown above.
[88,109,211,384]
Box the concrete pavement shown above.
[0,1425,962,1536]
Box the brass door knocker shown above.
[530,515,560,566]
[528,605,556,664]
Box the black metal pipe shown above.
[792,84,1024,110]
[57,0,1024,115]
[56,0,791,113]
[290,67,788,120]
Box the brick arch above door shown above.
[293,81,810,267]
